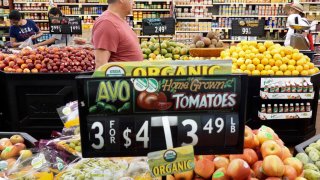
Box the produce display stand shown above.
[295,134,320,154]
[246,73,320,145]
[0,71,92,139]
[0,132,37,148]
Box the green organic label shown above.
[147,145,195,177]
[213,171,224,178]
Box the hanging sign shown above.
[49,16,82,34]
[231,19,265,36]
[77,74,247,157]
[142,18,175,35]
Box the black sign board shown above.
[77,75,247,157]
[49,16,82,34]
[142,18,175,35]
[231,19,265,36]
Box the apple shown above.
[10,135,24,144]
[265,178,282,180]
[19,150,33,161]
[213,156,229,169]
[257,130,275,144]
[6,158,16,169]
[261,140,282,158]
[243,148,258,166]
[14,143,26,151]
[1,146,20,159]
[196,155,215,161]
[262,155,285,177]
[283,157,303,176]
[281,146,292,161]
[253,134,259,148]
[174,170,193,180]
[252,161,267,179]
[226,159,251,180]
[212,167,229,180]
[195,157,215,179]
[229,154,245,162]
[295,177,307,180]
[167,175,175,180]
[244,126,255,148]
[23,69,30,73]
[283,165,298,180]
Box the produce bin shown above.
[0,71,92,139]
[246,73,320,145]
[295,134,320,154]
[0,132,37,148]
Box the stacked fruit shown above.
[190,31,224,48]
[141,38,190,61]
[167,125,305,180]
[295,140,320,180]
[0,135,33,173]
[221,41,319,76]
[0,46,95,73]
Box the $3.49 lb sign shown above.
[76,75,247,157]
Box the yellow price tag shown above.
[225,28,229,32]
[270,29,273,33]
[309,12,313,16]
[4,16,7,21]
[243,3,246,7]
[2,37,5,42]
[279,29,282,33]
[213,16,217,20]
[236,4,239,7]
[79,3,82,8]
[318,33,320,37]
[232,40,235,44]
[195,18,199,22]
[166,0,170,4]
[272,17,275,21]
[134,21,137,25]
[148,0,152,4]
[317,12,320,16]
[276,4,279,8]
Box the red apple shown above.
[213,156,229,169]
[174,170,193,180]
[244,126,255,148]
[252,161,267,179]
[195,157,215,179]
[226,159,251,180]
[14,143,26,151]
[281,146,292,161]
[262,155,285,177]
[167,175,175,180]
[261,140,282,158]
[243,148,258,166]
[265,178,282,180]
[283,165,298,180]
[0,138,12,151]
[212,167,230,180]
[10,135,24,145]
[283,157,303,176]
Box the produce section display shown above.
[0,46,95,73]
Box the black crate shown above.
[0,72,92,139]
[0,132,37,148]
[246,73,320,145]
[294,134,320,155]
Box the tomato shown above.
[137,91,148,109]
[156,102,172,110]
[157,92,167,102]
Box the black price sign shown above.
[49,16,82,34]
[231,19,265,36]
[77,75,247,157]
[142,18,175,35]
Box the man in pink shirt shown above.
[92,0,143,68]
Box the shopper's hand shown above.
[30,35,37,40]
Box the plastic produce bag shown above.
[46,135,82,157]
[18,37,33,49]
[57,101,80,136]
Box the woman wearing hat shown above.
[284,3,310,47]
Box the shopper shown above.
[33,7,70,48]
[92,0,143,68]
[284,3,310,47]
[9,10,43,48]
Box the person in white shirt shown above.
[284,3,310,46]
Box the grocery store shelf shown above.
[175,4,213,7]
[176,17,212,20]
[57,3,108,5]
[211,27,286,31]
[212,2,287,5]
[14,1,49,3]
[34,20,48,22]
[133,20,142,23]
[132,27,142,30]
[132,9,171,11]
[175,30,210,33]
[220,39,284,43]
[300,2,320,5]
[135,0,169,2]
[138,35,173,38]
[65,14,101,17]
[20,10,48,13]
[213,15,287,18]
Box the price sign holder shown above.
[77,75,248,157]
[49,16,82,46]
[231,19,265,36]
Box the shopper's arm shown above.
[10,37,21,48]
[33,37,56,47]
[31,30,43,40]
[94,49,111,69]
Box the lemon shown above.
[252,58,260,66]
[273,54,282,61]
[239,51,246,58]
[284,70,292,76]
[275,71,284,76]
[288,65,295,71]
[245,59,253,65]
[247,64,256,71]
[261,70,268,76]
[296,65,303,72]
[269,59,275,66]
[267,70,275,75]
[271,49,280,56]
[232,52,239,59]
[265,65,272,71]
[261,58,269,65]
[284,46,293,55]
[303,64,309,70]
[286,55,292,60]
[249,53,255,59]
[252,70,261,76]
[264,41,274,48]
[252,48,259,54]
[275,60,282,67]
[293,49,299,54]
[243,70,252,75]
[232,58,237,63]
[308,68,316,75]
[236,59,245,66]
[256,64,264,71]
[288,60,296,66]
[292,53,302,60]
[240,64,247,71]
[280,51,286,57]
[292,70,299,76]
[282,57,289,64]
[314,67,320,73]
[301,70,308,76]
[265,53,272,60]
[256,53,264,60]
[259,46,266,53]
[271,66,279,72]
[280,64,287,71]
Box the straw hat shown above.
[284,3,304,14]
